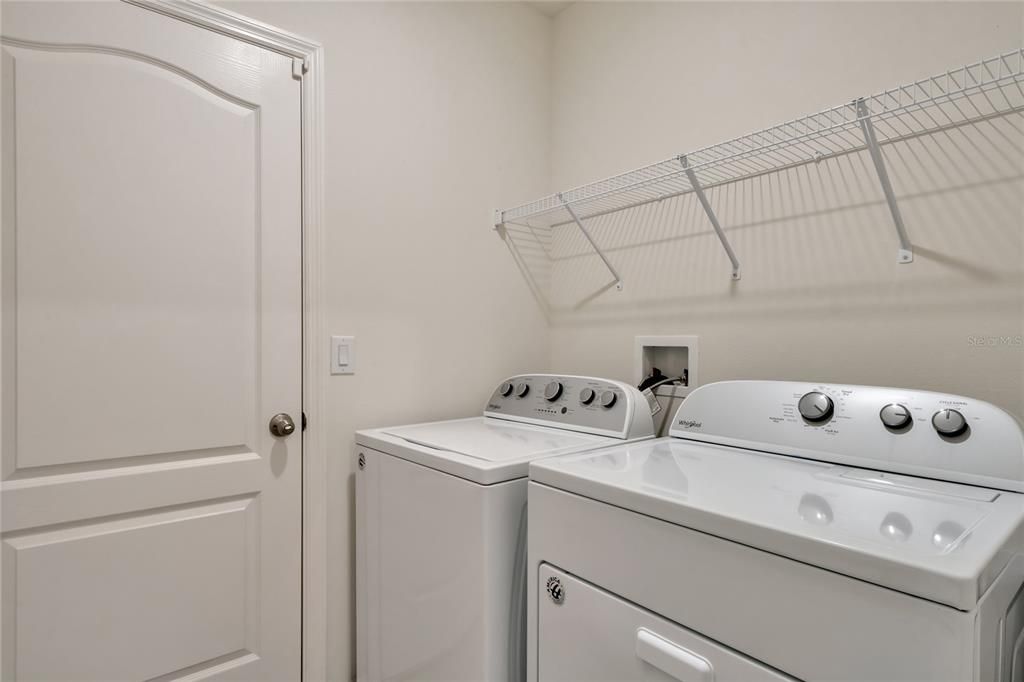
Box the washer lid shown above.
[356,417,616,485]
[383,418,609,462]
[530,438,1024,610]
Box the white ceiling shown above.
[526,2,573,18]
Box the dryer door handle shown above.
[636,628,714,682]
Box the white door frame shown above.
[123,1,328,678]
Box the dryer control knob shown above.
[880,403,912,429]
[600,390,617,409]
[499,381,514,397]
[579,388,596,405]
[544,381,564,401]
[798,392,834,422]
[932,409,968,437]
[515,382,530,398]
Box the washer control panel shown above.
[484,374,653,439]
[671,380,1024,492]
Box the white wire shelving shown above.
[495,48,1024,292]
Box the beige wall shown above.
[219,3,551,679]
[546,2,1024,427]
[222,2,1023,679]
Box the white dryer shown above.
[528,380,1024,682]
[355,374,654,681]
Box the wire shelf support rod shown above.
[559,193,624,291]
[856,98,914,264]
[680,155,742,281]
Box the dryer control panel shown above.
[672,380,1024,492]
[485,375,654,440]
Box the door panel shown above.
[1,2,302,680]
[5,44,258,472]
[7,496,258,681]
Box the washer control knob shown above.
[515,382,530,398]
[600,390,617,409]
[798,392,834,422]
[880,403,912,429]
[544,381,564,401]
[579,388,596,405]
[932,409,968,437]
[499,381,514,397]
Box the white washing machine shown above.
[527,380,1024,681]
[355,374,654,681]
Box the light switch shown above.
[331,336,355,375]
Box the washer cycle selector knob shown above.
[515,382,530,398]
[544,381,563,401]
[600,390,617,409]
[798,392,834,422]
[499,381,514,397]
[932,409,968,437]
[880,403,912,429]
[579,388,596,405]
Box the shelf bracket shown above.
[679,156,741,281]
[559,193,623,291]
[856,98,913,264]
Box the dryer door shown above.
[536,564,797,682]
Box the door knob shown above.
[269,413,296,437]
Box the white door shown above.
[0,2,302,680]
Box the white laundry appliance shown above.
[355,374,654,681]
[527,380,1024,682]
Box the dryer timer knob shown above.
[879,403,912,430]
[798,391,834,422]
[932,409,968,437]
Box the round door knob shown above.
[600,390,617,408]
[544,381,563,401]
[269,413,296,437]
[879,403,912,429]
[515,382,530,398]
[932,409,968,437]
[579,388,596,405]
[798,392,834,422]
[499,381,514,397]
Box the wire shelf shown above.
[495,48,1024,292]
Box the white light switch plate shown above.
[331,336,355,375]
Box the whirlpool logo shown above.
[677,419,702,429]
